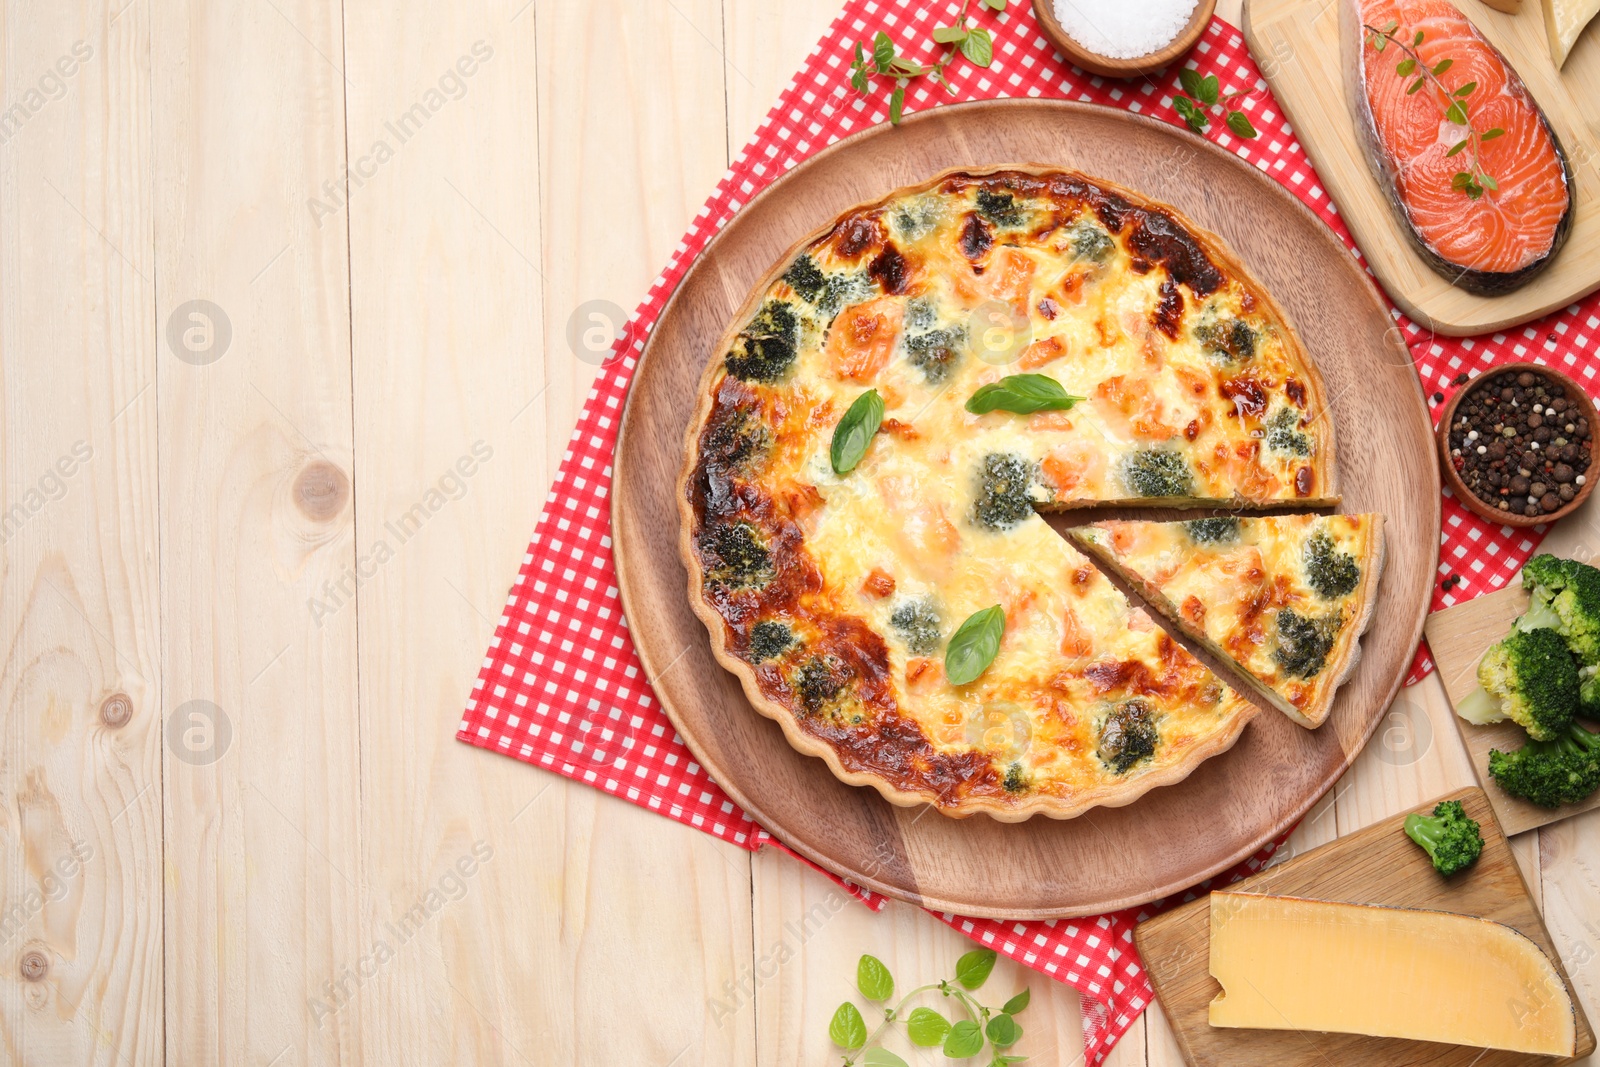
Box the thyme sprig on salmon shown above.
[1363,20,1504,199]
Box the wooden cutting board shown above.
[612,98,1440,920]
[1135,787,1596,1066]
[1242,0,1600,336]
[1424,560,1600,834]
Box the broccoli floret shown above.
[725,300,799,382]
[1185,517,1239,544]
[1002,761,1031,794]
[889,600,941,656]
[698,521,773,590]
[794,655,848,713]
[1304,530,1360,599]
[1265,406,1311,457]
[891,197,940,241]
[748,620,793,661]
[1489,722,1600,808]
[1194,316,1256,363]
[1069,221,1113,262]
[1097,698,1159,774]
[1456,627,1578,741]
[1272,607,1338,679]
[973,453,1038,531]
[1120,449,1193,499]
[816,271,874,320]
[976,189,1024,227]
[781,254,826,302]
[905,323,965,384]
[1403,799,1484,876]
[1516,555,1600,668]
[1582,664,1600,719]
[702,403,769,470]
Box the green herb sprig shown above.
[828,949,1030,1066]
[848,0,1008,125]
[966,373,1085,415]
[945,605,1006,686]
[1364,20,1504,199]
[831,388,885,474]
[1171,67,1259,140]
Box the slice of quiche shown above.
[1069,514,1385,728]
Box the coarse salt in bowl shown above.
[1052,0,1200,59]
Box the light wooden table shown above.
[5,1,1598,1064]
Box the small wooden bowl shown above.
[1032,0,1216,79]
[1436,362,1600,528]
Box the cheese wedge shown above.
[1546,0,1600,69]
[1209,893,1576,1056]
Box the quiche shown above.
[678,166,1341,820]
[1071,515,1386,728]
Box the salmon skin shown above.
[1342,0,1574,296]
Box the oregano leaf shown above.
[1396,57,1416,75]
[863,1050,909,1067]
[1479,173,1498,191]
[955,947,999,990]
[1432,57,1452,74]
[1445,100,1467,125]
[960,27,994,67]
[873,31,895,73]
[857,954,894,1002]
[1002,989,1031,1015]
[984,0,1008,10]
[986,1013,1023,1048]
[943,1020,984,1058]
[1179,67,1204,100]
[1226,110,1257,138]
[932,25,969,43]
[1407,77,1425,94]
[907,1007,953,1047]
[1454,80,1476,96]
[1481,126,1505,140]
[1445,138,1468,157]
[1199,73,1220,105]
[889,84,906,125]
[829,1002,868,1049]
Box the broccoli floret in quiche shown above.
[1265,406,1312,457]
[974,453,1039,531]
[781,254,827,303]
[816,271,875,320]
[1069,220,1114,262]
[1194,315,1256,363]
[976,188,1024,227]
[1185,517,1240,544]
[748,620,793,661]
[698,521,773,589]
[889,600,942,656]
[794,655,849,713]
[701,403,769,471]
[725,300,799,382]
[1120,449,1194,499]
[1002,761,1031,794]
[1272,607,1338,679]
[905,324,965,384]
[1304,530,1360,599]
[1097,698,1159,774]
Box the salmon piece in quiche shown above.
[1070,514,1386,728]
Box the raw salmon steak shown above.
[1343,0,1574,295]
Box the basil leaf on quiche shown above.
[965,374,1084,415]
[830,388,885,474]
[945,607,1005,686]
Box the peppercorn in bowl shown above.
[1438,363,1600,528]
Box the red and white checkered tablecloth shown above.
[457,2,1600,1061]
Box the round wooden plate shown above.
[612,99,1439,920]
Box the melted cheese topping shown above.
[1072,514,1382,725]
[683,170,1341,815]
